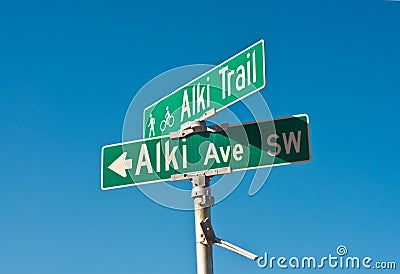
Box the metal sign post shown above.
[171,120,218,274]
[171,121,259,274]
[173,172,214,274]
[192,174,213,274]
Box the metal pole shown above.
[192,174,213,274]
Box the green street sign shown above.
[143,40,266,138]
[102,114,311,190]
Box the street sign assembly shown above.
[102,39,312,274]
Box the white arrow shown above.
[108,152,132,177]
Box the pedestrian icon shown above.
[160,106,175,132]
[148,113,156,138]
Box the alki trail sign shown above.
[101,39,311,274]
[143,39,266,138]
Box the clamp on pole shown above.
[171,167,232,209]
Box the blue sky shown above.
[0,0,399,273]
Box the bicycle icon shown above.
[160,106,175,132]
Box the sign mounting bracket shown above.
[169,108,228,139]
[200,217,258,261]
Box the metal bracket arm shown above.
[200,218,259,261]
